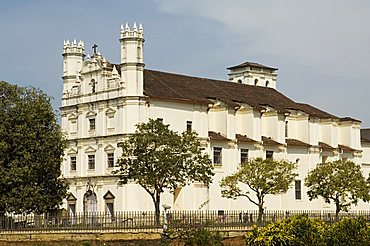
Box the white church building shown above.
[60,23,370,215]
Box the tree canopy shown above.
[0,81,68,214]
[115,118,214,223]
[305,160,370,218]
[220,157,297,221]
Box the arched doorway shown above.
[83,190,97,214]
[83,190,97,224]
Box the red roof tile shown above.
[236,134,258,143]
[143,69,338,119]
[208,131,230,141]
[318,142,336,151]
[262,136,284,146]
[361,129,370,143]
[286,139,311,147]
[338,144,358,152]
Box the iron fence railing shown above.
[1,210,370,232]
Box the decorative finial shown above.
[72,39,77,47]
[66,40,70,47]
[139,23,143,32]
[120,24,124,32]
[125,22,130,32]
[112,65,119,75]
[133,22,137,31]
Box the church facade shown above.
[60,23,370,216]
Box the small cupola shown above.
[227,61,278,89]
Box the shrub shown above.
[324,217,370,246]
[169,222,223,246]
[245,215,326,246]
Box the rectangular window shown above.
[107,153,114,168]
[106,202,114,217]
[68,204,76,216]
[89,118,96,130]
[295,180,302,200]
[186,121,192,133]
[88,154,95,170]
[213,147,222,165]
[266,150,274,159]
[70,156,76,171]
[240,149,249,164]
[70,120,77,133]
[107,116,114,130]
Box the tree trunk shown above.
[335,200,341,222]
[153,191,161,226]
[257,204,264,223]
[257,194,264,224]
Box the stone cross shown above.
[92,44,98,54]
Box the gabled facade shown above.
[60,23,370,214]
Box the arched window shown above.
[237,79,242,84]
[90,79,96,93]
[137,46,141,59]
[254,79,258,86]
[265,80,269,87]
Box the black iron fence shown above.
[1,210,370,232]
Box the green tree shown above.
[115,119,214,224]
[0,81,68,215]
[305,160,370,220]
[220,158,297,222]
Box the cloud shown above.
[155,0,370,127]
[156,0,370,80]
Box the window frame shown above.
[89,118,96,131]
[295,180,302,200]
[88,154,95,170]
[240,148,249,164]
[213,147,222,166]
[70,156,77,171]
[186,121,192,133]
[107,152,114,168]
[266,150,274,159]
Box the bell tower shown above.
[62,39,84,96]
[119,22,144,96]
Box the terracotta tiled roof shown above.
[262,136,284,146]
[361,129,370,143]
[227,61,278,71]
[286,139,311,147]
[236,134,258,143]
[338,144,358,152]
[318,142,336,151]
[143,69,338,119]
[208,131,230,141]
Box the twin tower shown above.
[62,22,145,97]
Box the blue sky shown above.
[1,0,369,127]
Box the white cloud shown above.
[156,0,370,80]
